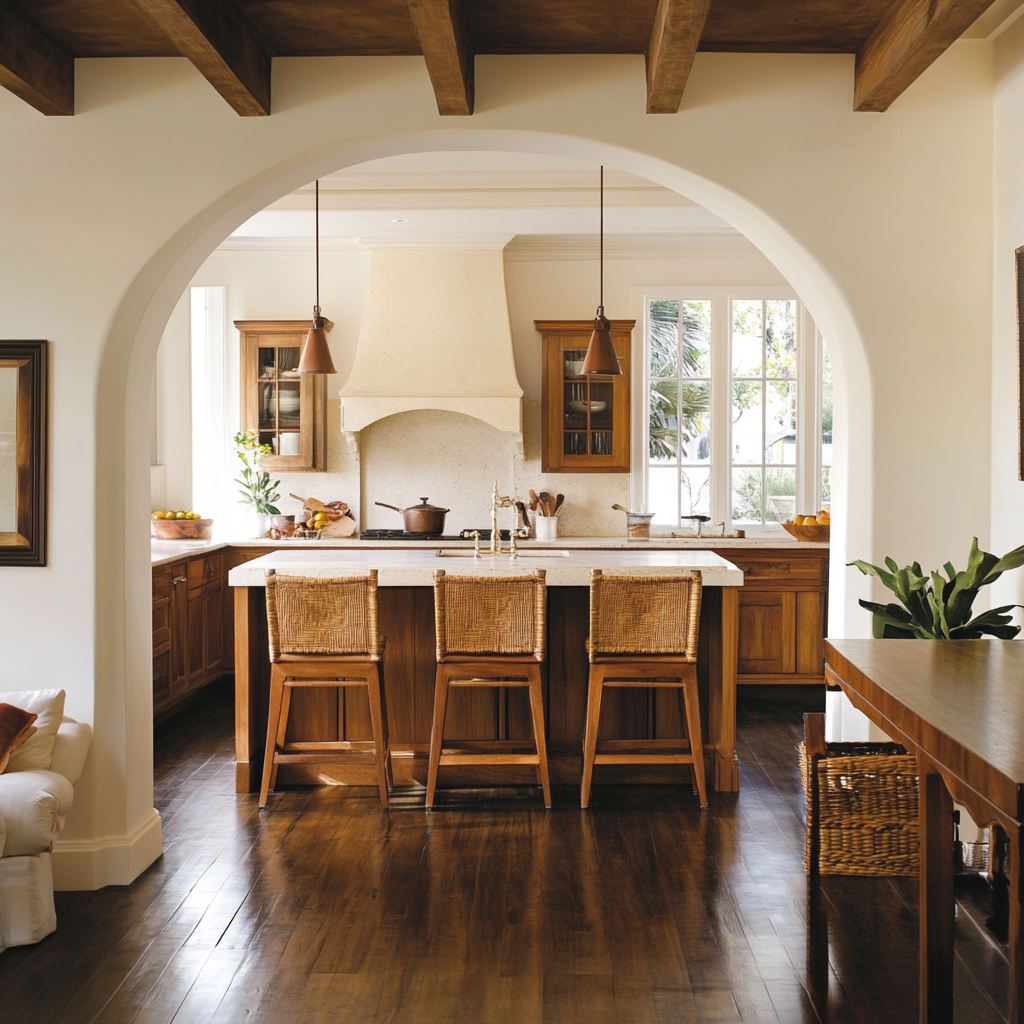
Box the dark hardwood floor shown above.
[0,683,1010,1023]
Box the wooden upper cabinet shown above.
[236,320,328,472]
[535,320,633,473]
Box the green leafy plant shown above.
[849,538,1024,639]
[233,430,281,515]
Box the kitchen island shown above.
[228,547,746,796]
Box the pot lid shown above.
[410,497,449,512]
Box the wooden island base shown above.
[234,584,741,795]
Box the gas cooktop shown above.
[360,529,512,541]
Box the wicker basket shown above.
[800,740,919,876]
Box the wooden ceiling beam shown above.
[855,0,997,112]
[407,0,474,115]
[0,1,73,116]
[133,0,270,116]
[646,0,712,114]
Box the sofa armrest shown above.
[47,719,92,786]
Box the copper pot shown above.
[375,497,450,535]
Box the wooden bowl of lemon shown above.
[151,511,213,539]
[782,512,830,542]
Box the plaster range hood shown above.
[339,241,524,453]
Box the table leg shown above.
[918,753,954,1024]
[234,586,260,793]
[1010,822,1024,1024]
[712,586,740,792]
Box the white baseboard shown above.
[51,808,163,891]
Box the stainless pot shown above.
[375,497,450,535]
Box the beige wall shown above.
[0,47,997,886]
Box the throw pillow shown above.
[0,704,38,774]
[0,689,65,772]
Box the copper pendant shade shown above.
[582,166,622,376]
[298,180,337,375]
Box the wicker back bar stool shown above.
[259,570,392,808]
[581,569,707,810]
[427,569,551,809]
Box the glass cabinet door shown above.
[536,320,632,473]
[236,321,328,472]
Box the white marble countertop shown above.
[153,533,826,568]
[227,547,745,588]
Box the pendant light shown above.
[298,179,337,375]
[582,165,622,376]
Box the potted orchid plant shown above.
[233,430,281,538]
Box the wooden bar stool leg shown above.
[426,666,451,809]
[526,666,552,809]
[378,664,394,792]
[681,672,708,809]
[581,667,605,809]
[259,666,286,809]
[364,666,390,809]
[269,682,293,797]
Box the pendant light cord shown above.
[314,179,320,317]
[598,165,604,318]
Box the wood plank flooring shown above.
[0,681,1011,1023]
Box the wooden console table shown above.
[825,639,1024,1024]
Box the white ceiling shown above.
[228,151,738,248]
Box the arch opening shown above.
[97,128,873,870]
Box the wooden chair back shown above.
[433,570,547,661]
[265,570,381,661]
[588,570,702,662]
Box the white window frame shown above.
[631,286,821,537]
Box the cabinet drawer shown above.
[188,553,224,588]
[188,558,206,588]
[153,566,172,599]
[728,557,827,585]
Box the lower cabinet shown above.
[712,546,829,685]
[152,552,227,718]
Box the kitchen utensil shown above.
[151,518,214,540]
[554,493,564,514]
[539,491,553,517]
[375,497,450,535]
[611,503,630,513]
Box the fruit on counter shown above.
[152,510,203,520]
[792,510,831,526]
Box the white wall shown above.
[991,24,1024,613]
[0,48,996,886]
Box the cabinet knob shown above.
[172,575,187,585]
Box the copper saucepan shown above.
[375,497,450,535]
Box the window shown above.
[636,289,829,533]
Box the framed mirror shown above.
[0,341,47,566]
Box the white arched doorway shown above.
[96,129,872,881]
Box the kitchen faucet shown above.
[490,481,525,556]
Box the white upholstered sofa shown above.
[0,689,92,953]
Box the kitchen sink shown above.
[435,549,570,558]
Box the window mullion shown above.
[711,294,731,529]
[796,303,818,514]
